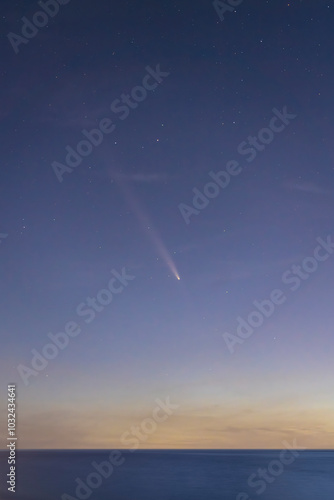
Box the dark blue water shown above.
[0,450,333,500]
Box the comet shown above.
[151,233,180,281]
[110,168,181,281]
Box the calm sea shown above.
[0,450,333,500]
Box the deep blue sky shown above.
[1,0,334,448]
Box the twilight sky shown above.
[1,0,334,449]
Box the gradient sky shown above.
[1,0,334,449]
